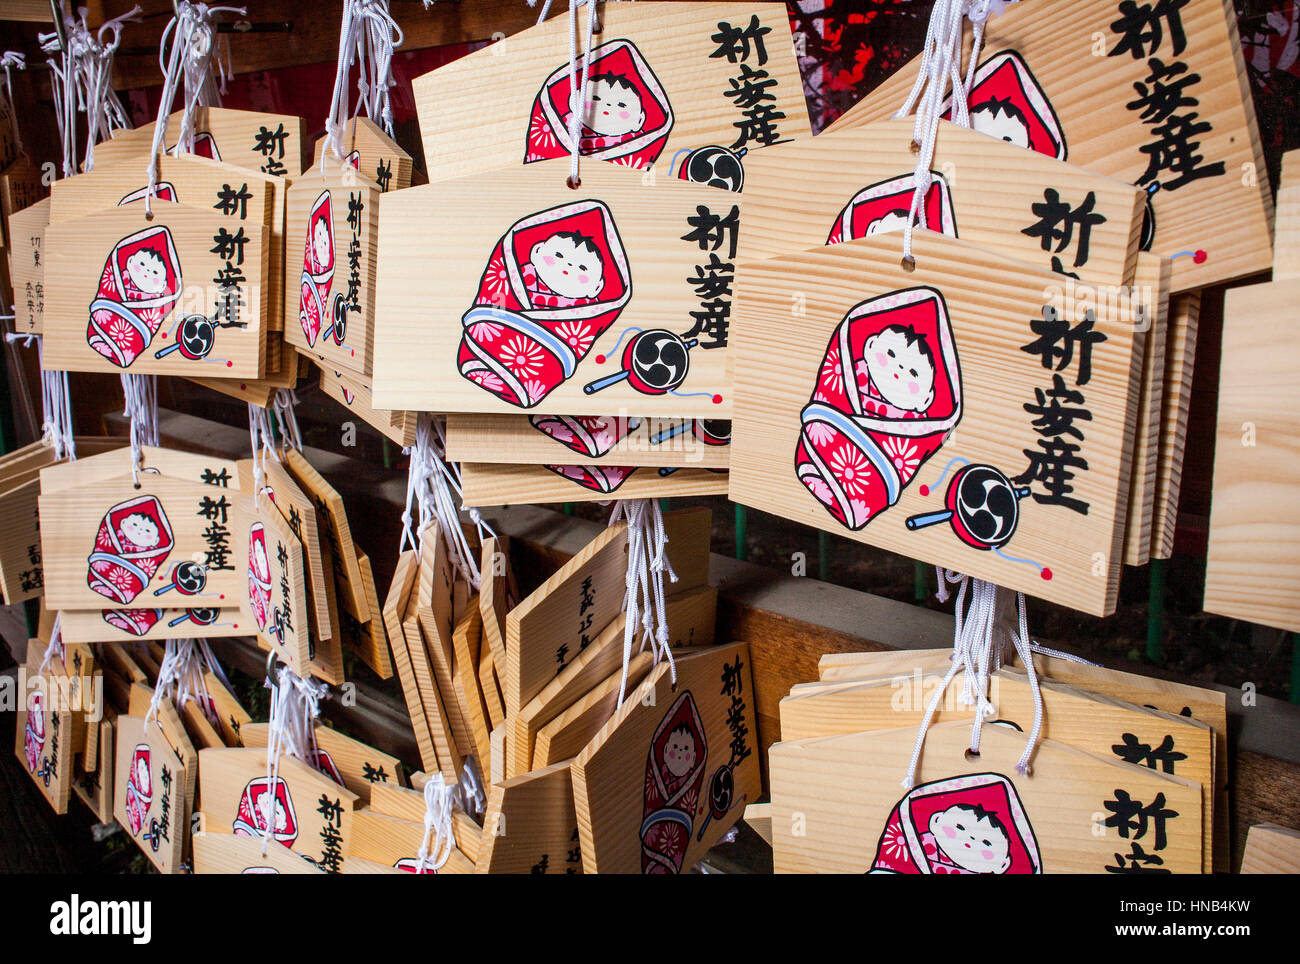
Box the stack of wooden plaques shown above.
[767,644,1229,874]
[1204,149,1300,634]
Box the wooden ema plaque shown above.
[824,0,1273,294]
[232,491,311,673]
[461,461,729,505]
[573,643,761,874]
[97,108,307,179]
[310,116,414,194]
[283,164,381,378]
[781,668,1214,872]
[741,118,1145,287]
[7,197,50,334]
[770,721,1201,874]
[728,230,1143,615]
[192,831,323,875]
[113,697,196,875]
[42,204,269,378]
[372,160,739,418]
[38,447,244,613]
[1152,290,1200,559]
[197,747,358,874]
[446,414,732,469]
[15,640,75,814]
[239,722,401,806]
[413,2,808,182]
[478,760,584,875]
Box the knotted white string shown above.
[261,664,329,855]
[247,401,280,508]
[322,0,405,165]
[64,5,141,172]
[271,389,303,453]
[120,373,158,485]
[36,613,64,677]
[146,3,244,216]
[413,774,455,873]
[562,0,599,187]
[4,333,77,461]
[0,51,26,155]
[901,568,1046,789]
[40,24,79,179]
[399,415,497,592]
[892,0,1012,267]
[610,499,678,707]
[144,638,225,729]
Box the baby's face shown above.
[664,730,696,778]
[972,105,1029,148]
[252,540,269,579]
[312,218,332,268]
[120,512,161,549]
[135,759,150,790]
[865,210,911,237]
[929,806,1011,873]
[126,250,168,295]
[863,329,936,412]
[584,77,645,138]
[259,794,287,832]
[530,234,605,300]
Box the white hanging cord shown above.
[562,0,599,187]
[271,389,303,453]
[891,0,1012,267]
[902,569,1047,788]
[4,332,76,461]
[527,0,556,24]
[144,638,225,729]
[41,16,80,179]
[323,0,405,165]
[0,51,26,156]
[65,5,141,173]
[413,774,455,873]
[610,498,678,707]
[261,664,328,855]
[120,373,158,486]
[36,613,64,677]
[399,415,497,591]
[247,401,280,508]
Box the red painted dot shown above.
[711,394,722,405]
[233,624,239,629]
[219,594,225,600]
[239,383,247,390]
[161,332,168,339]
[1193,250,1207,264]
[1041,568,1053,581]
[595,354,606,364]
[226,360,233,367]
[919,485,930,497]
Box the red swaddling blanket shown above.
[87,495,175,605]
[87,225,183,368]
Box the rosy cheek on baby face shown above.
[577,274,590,285]
[875,352,888,367]
[619,110,631,120]
[542,255,555,267]
[980,849,995,861]
[942,825,956,839]
[908,381,921,395]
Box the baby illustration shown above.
[134,756,151,796]
[526,231,606,305]
[924,803,1013,874]
[856,324,937,417]
[865,208,913,237]
[663,724,698,780]
[258,793,289,834]
[119,512,162,551]
[583,73,646,142]
[311,217,332,275]
[251,535,270,582]
[971,96,1030,149]
[124,248,169,296]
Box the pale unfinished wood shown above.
[1204,278,1300,632]
[44,205,269,378]
[414,526,474,773]
[349,809,476,874]
[1275,150,1300,280]
[351,551,392,678]
[404,588,462,783]
[0,478,41,604]
[113,699,196,874]
[197,746,358,872]
[239,722,402,805]
[382,551,438,774]
[728,230,1143,616]
[742,118,1144,286]
[463,462,729,506]
[15,641,74,814]
[310,116,414,194]
[283,448,370,624]
[372,160,739,417]
[414,2,808,182]
[96,108,307,179]
[316,364,417,447]
[233,491,312,673]
[511,584,718,778]
[780,667,1214,873]
[72,711,116,824]
[533,652,655,769]
[573,643,761,873]
[770,721,1202,874]
[191,830,323,875]
[447,413,732,468]
[1240,823,1300,874]
[370,781,482,866]
[505,506,711,718]
[479,647,507,730]
[1152,291,1201,559]
[451,603,493,771]
[478,535,516,674]
[6,196,49,334]
[824,0,1274,294]
[1123,254,1172,567]
[476,760,583,874]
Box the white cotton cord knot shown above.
[414,774,455,873]
[68,5,141,172]
[271,389,303,453]
[610,499,678,708]
[121,373,158,485]
[261,664,329,854]
[144,638,223,728]
[400,416,497,591]
[247,402,281,508]
[527,0,556,24]
[5,332,76,461]
[324,0,405,162]
[36,613,64,677]
[891,0,1014,266]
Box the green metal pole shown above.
[1290,635,1300,706]
[659,498,670,513]
[734,504,747,561]
[914,561,928,602]
[381,436,393,470]
[563,502,573,516]
[818,530,828,581]
[1146,558,1166,663]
